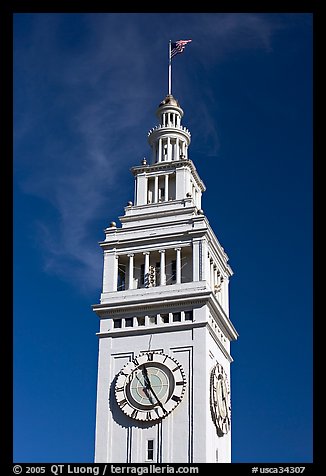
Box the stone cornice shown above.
[206,323,234,363]
[130,159,206,192]
[207,297,239,342]
[119,200,197,224]
[97,320,202,338]
[95,320,233,363]
[93,286,211,316]
[92,281,238,342]
[100,228,195,250]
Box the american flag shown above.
[170,40,192,59]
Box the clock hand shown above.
[134,372,156,404]
[142,366,167,413]
[220,380,229,416]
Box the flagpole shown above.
[168,40,172,95]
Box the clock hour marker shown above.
[172,364,183,373]
[171,394,181,402]
[119,398,127,408]
[131,409,139,419]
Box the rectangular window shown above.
[147,439,154,461]
[156,262,160,286]
[149,266,155,286]
[171,260,176,282]
[117,267,126,291]
[113,319,122,329]
[140,264,145,286]
[185,310,193,321]
[125,318,133,327]
[148,315,157,325]
[137,316,145,326]
[172,312,181,322]
[161,313,169,324]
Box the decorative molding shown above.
[199,240,203,281]
[130,159,205,192]
[101,242,192,257]
[96,320,206,338]
[207,324,233,363]
[207,298,239,342]
[94,295,208,317]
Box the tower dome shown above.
[158,94,180,108]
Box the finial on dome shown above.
[159,94,180,108]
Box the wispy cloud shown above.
[14,13,280,292]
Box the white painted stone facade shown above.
[93,94,238,463]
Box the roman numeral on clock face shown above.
[171,394,181,403]
[118,398,127,408]
[172,365,181,372]
[131,409,139,419]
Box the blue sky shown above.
[13,13,313,463]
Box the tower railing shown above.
[148,124,191,137]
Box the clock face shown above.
[115,352,187,421]
[210,362,231,435]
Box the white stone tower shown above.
[93,93,238,463]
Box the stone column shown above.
[154,175,159,203]
[159,250,166,285]
[220,276,224,307]
[201,239,210,283]
[224,277,229,315]
[103,253,118,292]
[128,254,134,290]
[143,252,150,287]
[172,139,176,161]
[210,258,214,290]
[181,140,185,158]
[164,174,169,201]
[213,265,218,293]
[136,173,148,206]
[175,248,182,284]
[192,239,200,281]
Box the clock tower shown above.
[92,93,238,463]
